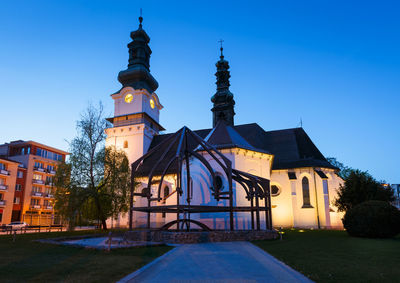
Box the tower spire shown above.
[218,39,224,59]
[139,8,143,28]
[117,10,159,93]
[211,42,235,127]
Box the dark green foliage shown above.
[334,169,394,212]
[343,200,400,238]
[326,157,352,179]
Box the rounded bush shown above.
[343,200,400,238]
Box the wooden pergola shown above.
[129,126,272,231]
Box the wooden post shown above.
[255,194,260,231]
[250,196,255,230]
[228,164,234,231]
[147,194,151,229]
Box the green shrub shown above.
[343,200,400,238]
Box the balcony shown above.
[45,194,54,198]
[34,167,46,173]
[32,179,44,185]
[0,169,10,176]
[30,204,41,209]
[44,206,53,210]
[48,170,56,175]
[0,184,7,191]
[0,200,5,206]
[32,192,43,197]
[45,182,54,187]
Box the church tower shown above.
[105,16,164,165]
[211,46,235,127]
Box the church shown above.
[105,16,344,230]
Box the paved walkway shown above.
[120,242,312,283]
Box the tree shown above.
[326,157,352,180]
[54,102,130,230]
[104,146,131,225]
[334,169,395,212]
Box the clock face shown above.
[125,93,133,103]
[149,99,155,109]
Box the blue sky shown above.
[1,1,399,183]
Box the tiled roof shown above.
[137,123,336,175]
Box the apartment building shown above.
[0,157,20,225]
[0,140,68,225]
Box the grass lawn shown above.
[254,229,400,283]
[0,230,172,283]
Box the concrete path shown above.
[120,242,312,283]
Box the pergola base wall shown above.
[125,229,278,244]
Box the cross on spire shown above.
[139,8,143,28]
[218,39,224,59]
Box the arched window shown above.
[302,177,313,208]
[215,175,223,191]
[123,141,128,148]
[162,186,170,218]
[163,186,170,199]
[270,185,281,197]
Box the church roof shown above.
[138,123,336,174]
[198,121,270,154]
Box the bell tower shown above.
[211,44,235,128]
[105,16,164,165]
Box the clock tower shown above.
[105,16,164,165]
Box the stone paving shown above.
[120,241,312,283]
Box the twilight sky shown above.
[1,1,399,183]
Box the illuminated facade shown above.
[106,18,344,229]
[0,141,68,225]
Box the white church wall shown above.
[269,171,295,228]
[105,124,157,166]
[176,148,273,230]
[270,168,344,229]
[179,151,234,230]
[232,149,272,230]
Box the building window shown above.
[123,141,128,148]
[37,148,63,161]
[14,197,20,204]
[31,198,40,205]
[163,186,170,199]
[162,186,170,217]
[34,162,43,169]
[215,175,223,191]
[0,163,6,170]
[15,184,22,191]
[33,186,41,193]
[302,177,313,208]
[17,171,23,178]
[270,185,281,197]
[33,174,42,181]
